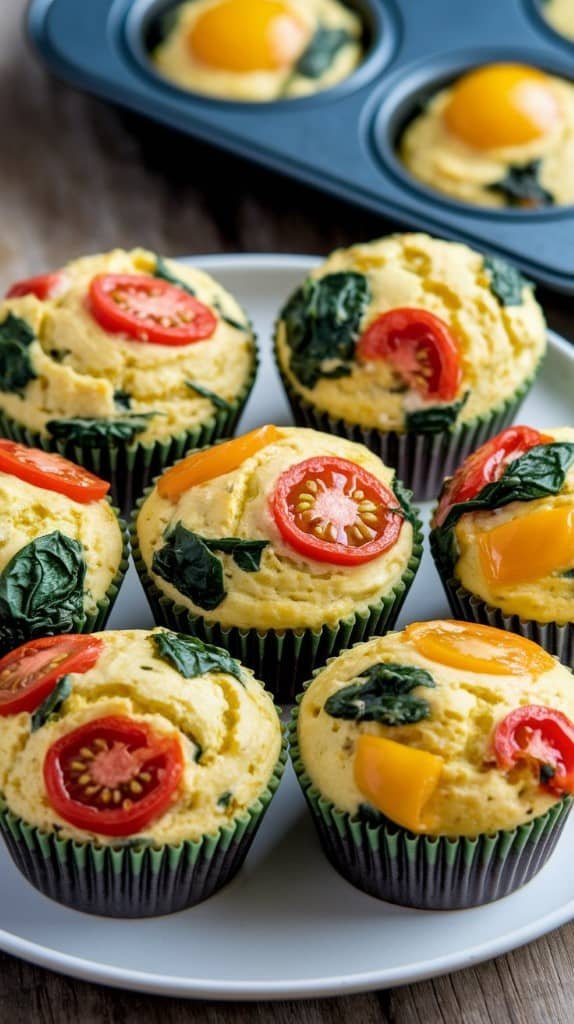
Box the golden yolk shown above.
[444,64,561,150]
[354,735,443,833]
[478,506,574,585]
[188,0,309,73]
[405,620,555,677]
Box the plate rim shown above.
[0,251,572,1001]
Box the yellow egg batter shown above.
[544,0,574,40]
[298,626,574,836]
[0,629,282,845]
[137,427,415,631]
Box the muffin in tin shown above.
[274,233,546,499]
[431,425,574,666]
[151,0,363,102]
[0,248,257,511]
[291,619,574,909]
[0,628,284,917]
[401,63,574,209]
[0,439,127,654]
[132,425,422,702]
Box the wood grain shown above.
[0,2,573,1021]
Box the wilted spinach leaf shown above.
[212,298,248,332]
[217,791,233,808]
[0,313,37,395]
[406,392,469,435]
[114,389,132,411]
[203,536,268,572]
[488,160,554,208]
[296,27,352,78]
[153,630,243,682]
[186,380,232,412]
[483,255,529,307]
[325,662,436,726]
[154,255,197,296]
[46,413,156,445]
[31,675,72,732]
[282,272,370,388]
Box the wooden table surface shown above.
[1,3,573,1022]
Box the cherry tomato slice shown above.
[88,273,217,346]
[6,271,66,301]
[356,308,462,402]
[271,455,403,566]
[0,635,103,717]
[493,705,574,796]
[0,439,110,504]
[434,425,549,527]
[44,716,185,836]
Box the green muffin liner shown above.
[430,528,574,669]
[0,736,286,918]
[274,332,540,501]
[0,352,257,516]
[130,491,424,704]
[289,702,572,910]
[0,508,129,657]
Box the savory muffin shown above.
[274,234,546,498]
[0,439,126,653]
[0,248,257,510]
[543,0,574,41]
[133,425,422,701]
[292,619,574,907]
[401,63,574,208]
[0,628,284,916]
[431,425,574,663]
[151,0,363,102]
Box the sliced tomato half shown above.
[0,440,110,503]
[356,308,462,401]
[88,273,217,346]
[493,705,574,795]
[0,635,103,717]
[6,271,66,301]
[271,455,403,566]
[44,716,185,836]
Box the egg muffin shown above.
[400,63,574,209]
[543,0,574,41]
[132,425,422,702]
[0,440,127,655]
[151,0,363,102]
[274,234,546,499]
[0,628,284,916]
[0,249,257,511]
[431,426,574,666]
[291,619,574,908]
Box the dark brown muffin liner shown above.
[0,736,286,918]
[289,702,572,910]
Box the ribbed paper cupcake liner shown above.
[430,531,573,668]
[130,496,423,704]
[0,356,257,515]
[289,705,572,910]
[0,739,286,918]
[0,509,129,657]
[274,337,539,501]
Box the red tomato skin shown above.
[88,273,217,346]
[271,455,403,566]
[43,716,185,837]
[494,705,574,796]
[356,308,462,402]
[0,635,103,717]
[0,440,110,504]
[6,272,66,301]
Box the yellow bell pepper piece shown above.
[405,620,554,676]
[478,506,574,585]
[158,425,282,501]
[354,734,443,833]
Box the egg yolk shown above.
[478,506,574,585]
[189,0,309,73]
[444,64,561,150]
[404,620,555,677]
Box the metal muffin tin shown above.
[29,0,574,292]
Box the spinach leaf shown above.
[217,791,233,808]
[392,477,416,526]
[0,532,86,650]
[282,272,370,389]
[0,313,37,395]
[296,27,352,78]
[31,675,72,732]
[560,568,574,579]
[483,255,529,307]
[212,298,248,332]
[46,413,156,446]
[406,392,469,435]
[203,536,269,572]
[153,523,225,611]
[152,630,243,682]
[114,389,132,411]
[324,662,436,726]
[154,255,197,296]
[488,160,554,208]
[186,380,232,412]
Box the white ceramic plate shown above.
[1,254,573,1001]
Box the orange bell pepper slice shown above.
[354,734,443,833]
[404,620,555,677]
[158,425,282,501]
[478,506,574,585]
